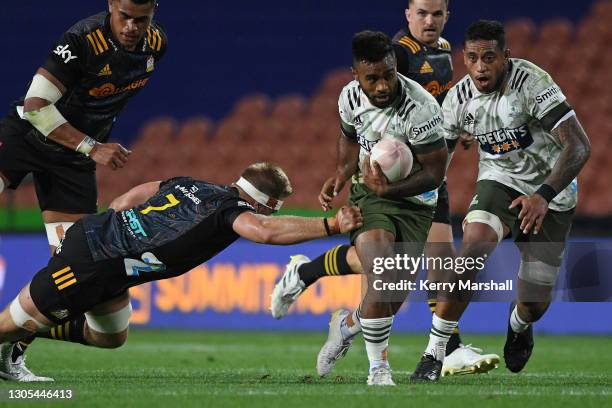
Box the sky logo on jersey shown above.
[53,44,78,64]
[475,124,534,155]
[125,209,148,238]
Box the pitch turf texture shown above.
[0,330,609,407]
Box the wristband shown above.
[76,136,97,156]
[323,218,332,236]
[324,217,339,236]
[535,184,557,203]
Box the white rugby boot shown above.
[442,344,500,377]
[367,366,396,386]
[0,342,54,382]
[270,255,310,319]
[316,309,353,377]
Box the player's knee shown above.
[463,210,505,243]
[84,303,132,348]
[519,259,559,287]
[346,246,362,273]
[85,327,128,349]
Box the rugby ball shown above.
[370,139,413,182]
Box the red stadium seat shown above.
[270,94,307,121]
[230,93,271,120]
[317,68,353,97]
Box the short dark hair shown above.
[409,0,449,8]
[128,0,157,5]
[241,163,293,199]
[352,31,394,66]
[464,20,506,50]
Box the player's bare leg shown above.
[41,210,88,253]
[7,210,92,377]
[0,284,54,381]
[504,262,554,373]
[412,222,505,382]
[81,292,131,349]
[355,229,402,385]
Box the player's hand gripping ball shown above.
[369,138,413,182]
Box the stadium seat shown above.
[317,68,353,97]
[270,94,307,121]
[230,93,272,120]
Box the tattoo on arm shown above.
[546,116,591,193]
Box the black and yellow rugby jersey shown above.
[81,177,254,287]
[9,12,166,165]
[392,28,453,106]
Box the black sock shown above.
[11,315,89,363]
[428,298,463,355]
[446,332,462,355]
[298,245,353,287]
[33,315,89,344]
[11,337,36,363]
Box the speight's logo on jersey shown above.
[356,134,378,152]
[475,124,534,155]
[89,78,149,98]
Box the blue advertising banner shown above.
[0,234,610,334]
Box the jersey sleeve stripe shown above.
[147,28,157,50]
[347,91,355,110]
[400,102,416,119]
[517,73,530,92]
[155,30,163,51]
[439,39,451,50]
[86,34,99,55]
[95,29,109,51]
[147,28,153,48]
[352,87,361,107]
[399,39,417,53]
[399,37,420,53]
[510,69,524,89]
[404,37,421,52]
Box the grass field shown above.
[0,330,610,407]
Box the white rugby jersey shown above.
[339,73,446,207]
[443,58,577,211]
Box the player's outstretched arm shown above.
[109,181,162,211]
[23,68,131,170]
[232,206,363,245]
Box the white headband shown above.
[235,177,283,211]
